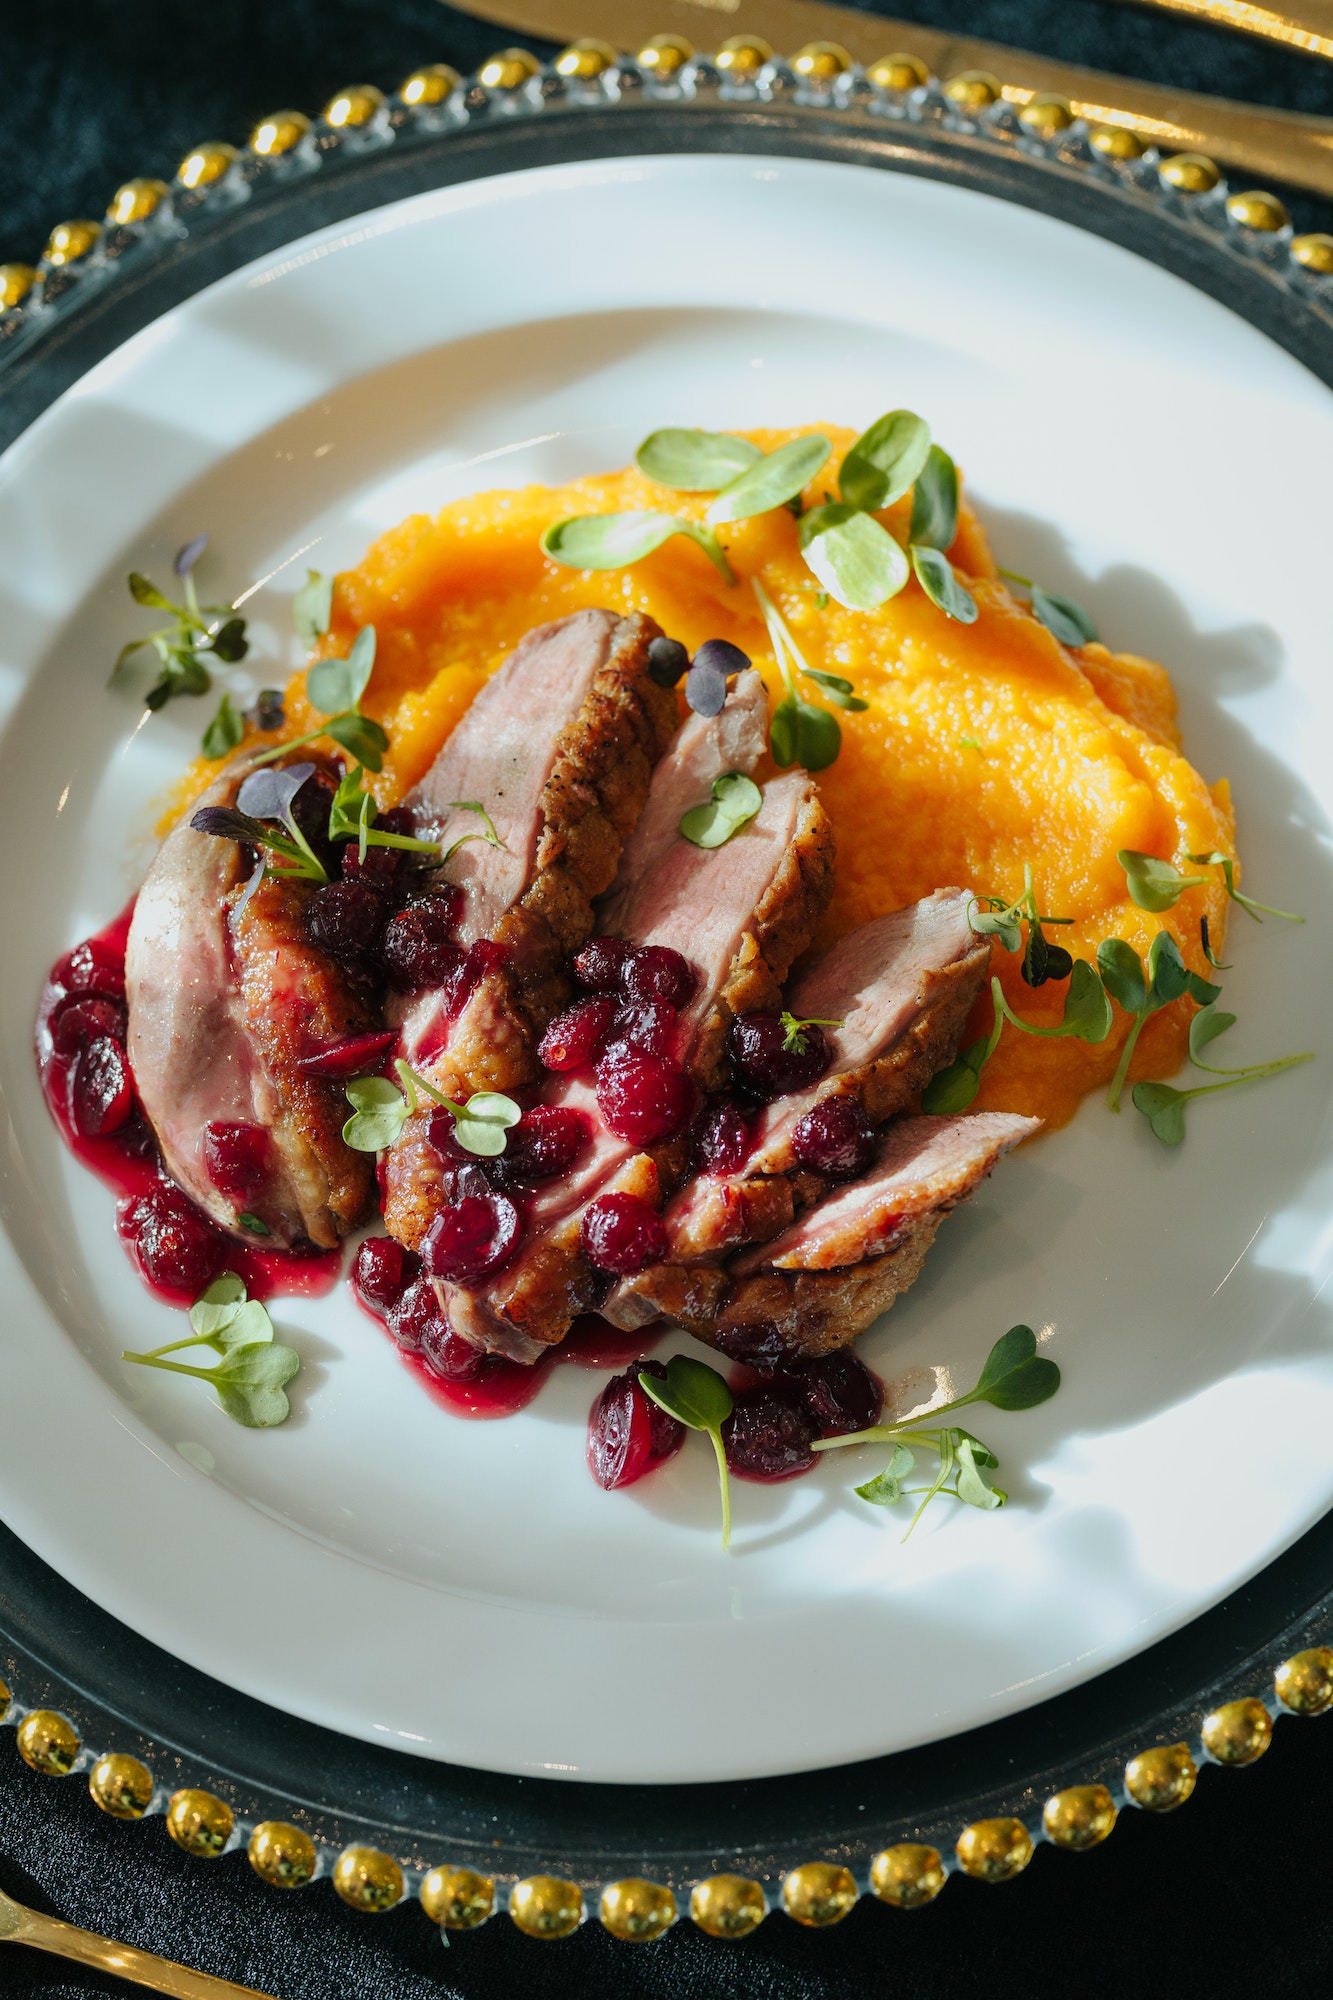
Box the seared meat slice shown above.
[383,609,676,1249]
[607,1111,1039,1360]
[661,891,990,1262]
[126,762,377,1250]
[436,745,836,1361]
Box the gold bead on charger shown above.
[943,71,1002,113]
[782,1861,859,1927]
[421,1864,496,1930]
[88,1752,154,1820]
[0,265,34,309]
[599,1877,677,1942]
[689,1874,767,1938]
[1019,95,1076,140]
[249,110,311,158]
[637,35,694,78]
[715,35,773,78]
[477,48,540,91]
[1088,124,1149,160]
[792,42,854,82]
[1042,1785,1118,1851]
[175,142,236,190]
[42,221,100,267]
[248,1821,318,1889]
[1226,189,1291,232]
[106,178,167,225]
[1275,1645,1333,1713]
[1124,1742,1199,1811]
[1291,233,1333,274]
[955,1817,1034,1883]
[1201,1697,1273,1766]
[398,65,460,108]
[321,85,385,131]
[1159,151,1223,195]
[331,1846,405,1911]
[15,1709,80,1776]
[870,1843,947,1908]
[508,1874,584,1939]
[555,39,617,81]
[165,1788,234,1857]
[868,53,931,94]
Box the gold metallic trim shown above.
[1226,188,1291,231]
[477,47,541,89]
[248,1822,318,1889]
[1018,94,1075,139]
[1159,150,1223,194]
[782,1862,859,1926]
[1291,232,1333,273]
[1201,1697,1273,1766]
[870,1843,946,1907]
[165,1788,234,1857]
[42,221,100,267]
[509,1874,584,1938]
[1275,1645,1333,1713]
[599,1877,677,1941]
[1088,122,1148,159]
[555,37,617,78]
[715,34,773,75]
[868,52,930,93]
[421,1865,496,1930]
[637,33,694,74]
[15,1709,79,1775]
[1042,1784,1118,1851]
[107,178,168,225]
[322,85,386,129]
[1125,1742,1198,1811]
[0,266,32,310]
[942,70,1002,112]
[955,1818,1033,1882]
[88,1752,154,1820]
[399,64,462,106]
[1115,0,1333,62]
[689,1874,768,1936]
[332,1845,405,1911]
[249,111,312,157]
[175,143,236,190]
[792,40,854,80]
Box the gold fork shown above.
[0,1878,281,1998]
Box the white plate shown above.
[0,153,1330,1786]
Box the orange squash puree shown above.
[175,426,1235,1130]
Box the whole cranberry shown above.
[439,1162,495,1204]
[118,1182,223,1296]
[573,936,630,992]
[620,944,697,1008]
[203,1121,268,1197]
[723,1385,816,1480]
[382,900,462,991]
[353,1236,419,1315]
[586,1359,684,1489]
[386,1274,443,1353]
[791,1096,876,1179]
[441,938,507,1017]
[600,998,676,1063]
[694,1097,754,1176]
[52,938,125,1003]
[638,1357,686,1458]
[489,1105,591,1188]
[297,1030,397,1079]
[729,1015,833,1101]
[595,1052,693,1145]
[792,1349,884,1436]
[287,771,339,879]
[581,1191,666,1274]
[420,1320,485,1383]
[539,995,617,1072]
[340,840,400,891]
[713,1319,789,1370]
[69,1037,133,1138]
[51,995,127,1057]
[421,1192,521,1284]
[306,880,387,963]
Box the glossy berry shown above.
[694,1097,754,1176]
[601,998,676,1062]
[419,1320,485,1383]
[581,1191,667,1274]
[646,634,689,688]
[595,1052,693,1145]
[729,1015,833,1101]
[586,1359,683,1489]
[50,995,126,1056]
[69,1038,133,1138]
[383,900,462,991]
[791,1096,876,1179]
[287,772,339,880]
[203,1121,268,1198]
[722,1385,816,1480]
[118,1182,223,1296]
[297,1030,396,1079]
[339,805,419,890]
[572,936,630,993]
[306,880,387,963]
[621,944,697,1008]
[386,1274,442,1354]
[421,1192,521,1284]
[712,1319,789,1370]
[352,1236,419,1315]
[441,938,507,1017]
[490,1105,591,1188]
[438,1161,495,1205]
[52,938,125,1003]
[539,995,617,1072]
[792,1349,884,1436]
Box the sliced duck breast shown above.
[606,1111,1039,1360]
[125,759,377,1250]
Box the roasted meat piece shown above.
[606,1111,1040,1361]
[382,608,677,1249]
[125,759,377,1250]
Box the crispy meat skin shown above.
[126,759,376,1250]
[608,1112,1039,1360]
[438,761,836,1361]
[383,610,676,1251]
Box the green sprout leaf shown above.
[440,801,507,864]
[342,1075,410,1152]
[639,1355,735,1551]
[964,1324,1061,1412]
[123,1276,298,1426]
[1131,1080,1189,1145]
[542,510,734,583]
[342,1063,519,1158]
[292,569,335,645]
[449,1090,522,1158]
[993,962,1113,1045]
[128,572,173,610]
[635,428,761,490]
[1200,915,1231,970]
[855,1442,915,1506]
[201,692,244,760]
[1099,932,1219,1112]
[1188,1002,1238,1070]
[705,433,831,526]
[908,444,960,551]
[955,1434,1007,1510]
[325,712,389,771]
[117,552,248,715]
[802,668,869,712]
[969,898,1023,955]
[838,409,932,514]
[798,503,910,612]
[1031,587,1098,647]
[920,1034,991,1114]
[911,544,978,624]
[1187,851,1303,925]
[1118,850,1210,914]
[679,770,763,849]
[307,625,376,715]
[770,694,842,772]
[779,1009,843,1054]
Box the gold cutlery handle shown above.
[448,0,1333,197]
[6,1903,280,2000]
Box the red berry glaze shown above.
[69,1038,133,1138]
[594,1052,693,1144]
[791,1096,876,1179]
[118,1182,224,1297]
[694,1097,754,1176]
[573,935,630,992]
[419,1319,485,1383]
[50,996,126,1056]
[203,1121,268,1197]
[620,944,697,1008]
[586,1358,683,1489]
[421,1192,521,1284]
[297,1030,397,1078]
[490,1105,591,1188]
[581,1191,667,1274]
[382,899,462,991]
[539,995,617,1072]
[352,1236,419,1315]
[723,1384,817,1480]
[729,1015,833,1101]
[52,938,125,1004]
[602,999,676,1061]
[792,1349,884,1436]
[305,880,388,963]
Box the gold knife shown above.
[1111,0,1333,62]
[446,0,1333,197]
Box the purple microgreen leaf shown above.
[174,534,209,577]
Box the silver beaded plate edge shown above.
[1,26,1332,1949]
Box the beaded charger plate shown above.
[2,46,1333,1939]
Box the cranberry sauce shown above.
[720,1348,885,1483]
[36,903,339,1305]
[587,1358,684,1490]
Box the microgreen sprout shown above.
[907,446,978,624]
[542,510,735,584]
[638,1355,735,1550]
[679,770,763,849]
[326,765,451,867]
[779,1009,843,1054]
[812,1325,1060,1537]
[122,1273,300,1428]
[1131,1002,1314,1145]
[113,536,249,718]
[191,762,329,884]
[998,568,1099,647]
[342,1061,520,1157]
[753,579,850,772]
[1200,915,1231,970]
[1187,850,1304,925]
[1098,932,1219,1112]
[250,625,388,772]
[201,691,244,760]
[921,961,1109,1116]
[967,867,1074,973]
[292,569,335,646]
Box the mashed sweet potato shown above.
[184,427,1236,1129]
